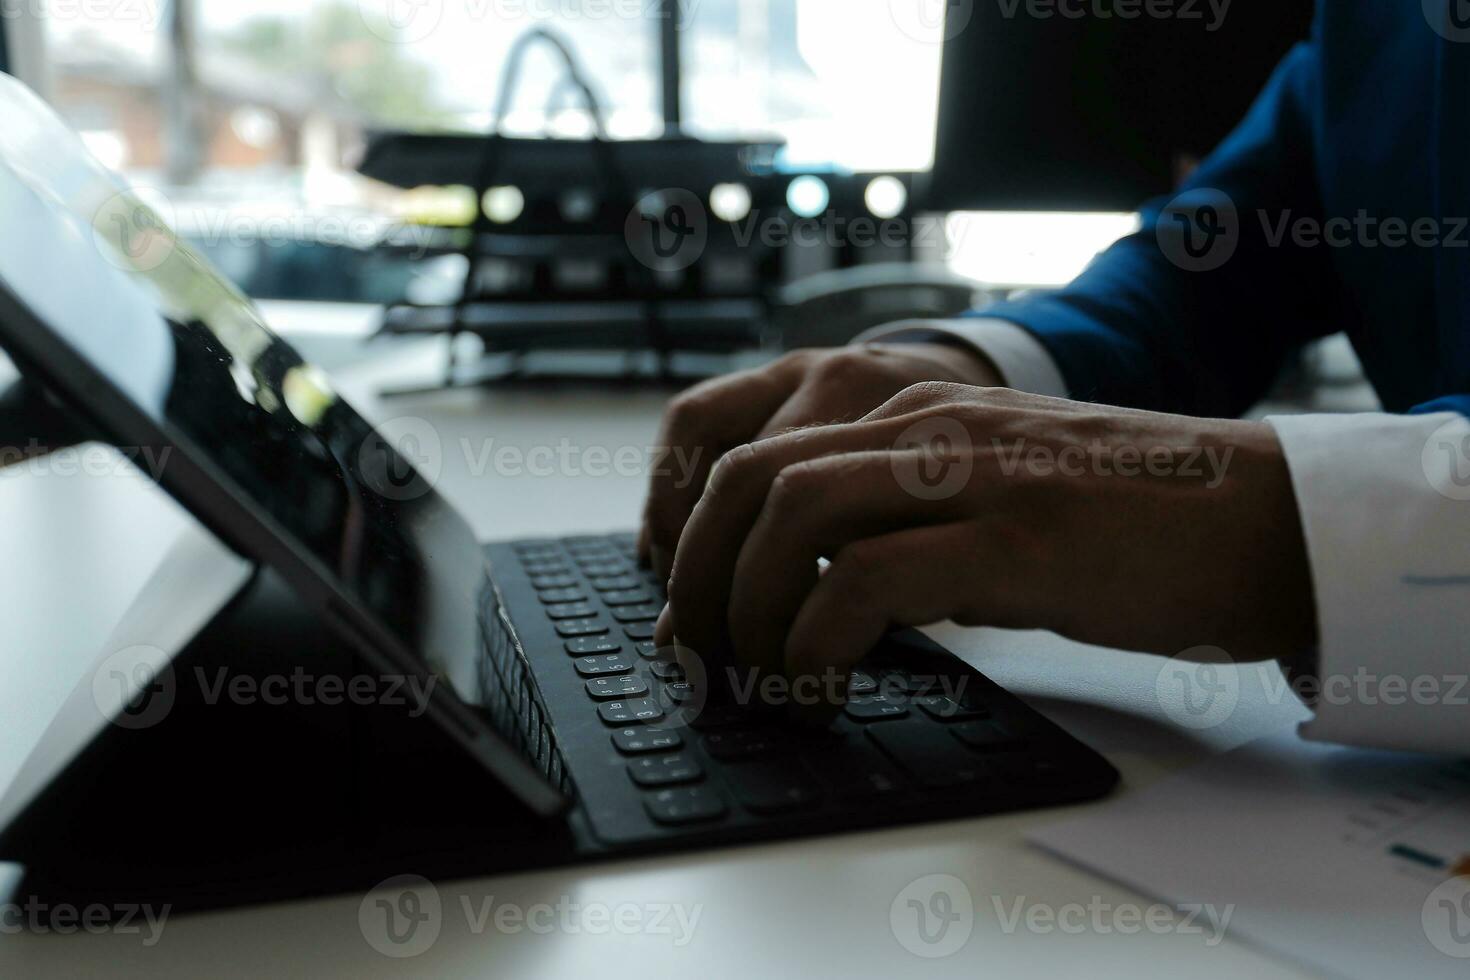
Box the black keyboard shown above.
[486,533,1119,849]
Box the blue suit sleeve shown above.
[1412,396,1470,418]
[980,39,1343,417]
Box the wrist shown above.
[871,341,1006,389]
[1226,420,1321,664]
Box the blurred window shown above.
[36,1,1003,300]
[43,0,943,184]
[682,0,945,172]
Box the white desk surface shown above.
[0,304,1320,978]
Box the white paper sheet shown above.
[1030,731,1470,979]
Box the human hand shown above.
[639,342,1003,581]
[653,382,1317,718]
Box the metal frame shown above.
[657,0,683,135]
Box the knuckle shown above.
[807,348,877,386]
[764,462,824,518]
[706,441,760,498]
[906,379,967,402]
[664,391,708,433]
[776,348,818,372]
[882,379,961,414]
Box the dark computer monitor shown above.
[927,1,1315,212]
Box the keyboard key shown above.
[649,659,684,680]
[590,574,641,592]
[703,728,784,761]
[611,727,684,754]
[537,587,587,604]
[523,559,572,575]
[949,720,1024,753]
[586,676,650,700]
[627,753,703,787]
[556,618,609,638]
[512,539,559,556]
[600,588,655,607]
[688,704,747,729]
[612,603,663,623]
[644,786,727,825]
[574,653,636,676]
[598,699,664,724]
[572,550,622,567]
[623,622,657,640]
[882,670,942,695]
[545,601,599,620]
[662,680,695,703]
[724,761,823,813]
[814,750,906,801]
[868,722,988,789]
[635,640,660,659]
[847,670,879,696]
[565,636,621,655]
[780,725,846,753]
[530,573,578,590]
[844,694,909,721]
[580,561,630,578]
[916,695,989,721]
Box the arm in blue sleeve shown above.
[981,37,1343,417]
[1412,396,1470,418]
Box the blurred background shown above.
[2,0,1370,406]
[21,1,973,305]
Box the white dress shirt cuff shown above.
[854,318,1070,398]
[1266,410,1470,754]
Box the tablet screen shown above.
[0,75,566,814]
